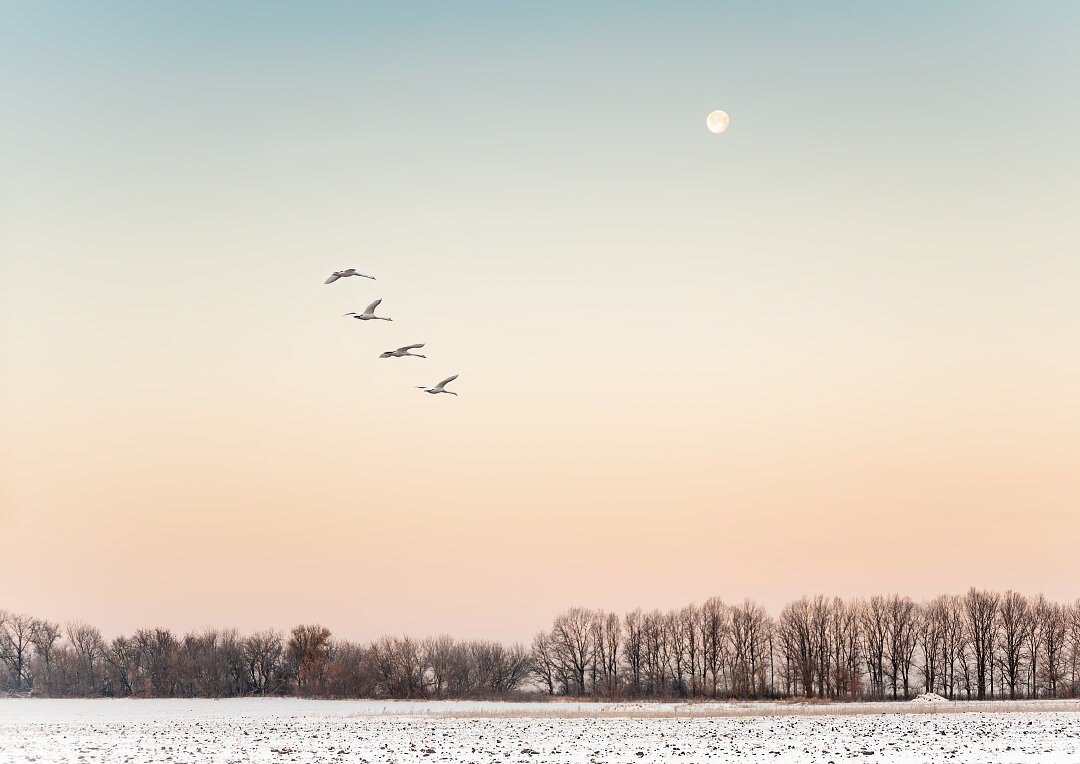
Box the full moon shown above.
[706,110,730,134]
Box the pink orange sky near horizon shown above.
[2,2,1079,643]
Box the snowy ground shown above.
[1,699,1079,763]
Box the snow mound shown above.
[912,692,948,703]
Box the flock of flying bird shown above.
[324,268,460,396]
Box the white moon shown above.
[706,110,730,134]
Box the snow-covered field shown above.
[1,698,1079,763]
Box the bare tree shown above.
[0,612,39,692]
[920,597,947,695]
[133,627,178,697]
[324,639,372,697]
[103,636,141,697]
[665,608,691,697]
[884,594,918,699]
[939,594,968,699]
[1063,600,1080,696]
[1027,594,1047,699]
[621,610,645,698]
[49,644,78,695]
[549,608,595,696]
[1040,600,1068,697]
[729,600,754,698]
[468,640,530,694]
[828,598,861,699]
[810,597,833,699]
[244,629,284,695]
[370,635,426,698]
[422,635,459,698]
[29,620,62,693]
[592,611,620,699]
[642,609,669,698]
[287,624,332,696]
[530,631,561,696]
[964,588,1000,700]
[175,628,243,698]
[730,599,771,699]
[699,597,728,698]
[778,598,816,698]
[67,622,104,696]
[860,597,888,699]
[996,591,1031,699]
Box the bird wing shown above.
[398,343,425,351]
[324,272,341,284]
[434,374,459,389]
[363,299,382,315]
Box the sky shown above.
[1,1,1078,643]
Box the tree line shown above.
[2,589,1079,701]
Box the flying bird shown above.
[379,344,426,359]
[324,268,375,284]
[344,299,392,322]
[416,374,459,395]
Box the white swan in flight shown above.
[379,344,426,359]
[324,268,375,284]
[344,299,392,321]
[417,374,459,395]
